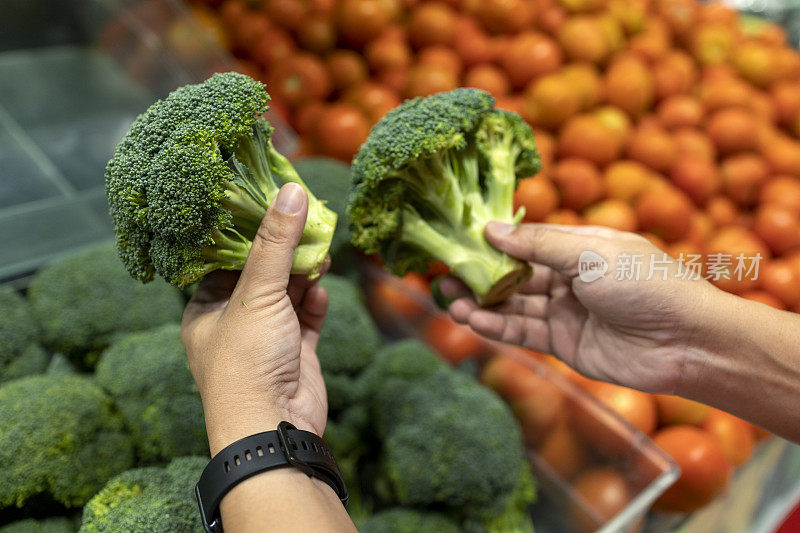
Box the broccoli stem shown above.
[401,207,530,305]
[213,122,336,278]
[483,136,522,223]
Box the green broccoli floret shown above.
[95,324,206,462]
[79,456,206,532]
[357,340,445,402]
[2,344,49,384]
[322,370,360,414]
[359,508,462,533]
[0,286,46,383]
[0,517,75,533]
[0,375,134,508]
[317,275,381,376]
[105,71,337,287]
[374,369,534,527]
[324,405,371,523]
[27,244,184,364]
[294,157,355,272]
[463,465,536,533]
[347,88,540,306]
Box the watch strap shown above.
[196,422,348,533]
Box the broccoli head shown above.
[95,324,206,462]
[0,286,45,382]
[375,369,534,524]
[347,88,540,306]
[358,508,462,533]
[80,456,206,533]
[2,344,49,384]
[0,375,134,508]
[105,71,337,287]
[317,275,381,376]
[0,517,75,533]
[27,244,184,363]
[357,339,445,402]
[462,464,536,533]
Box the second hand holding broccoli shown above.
[347,89,540,306]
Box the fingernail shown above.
[487,221,515,236]
[274,183,304,214]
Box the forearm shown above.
[204,401,356,533]
[219,469,357,533]
[678,289,800,443]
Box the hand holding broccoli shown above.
[182,183,330,456]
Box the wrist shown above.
[200,388,304,456]
[674,286,753,399]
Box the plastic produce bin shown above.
[360,262,680,532]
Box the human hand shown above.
[442,223,724,394]
[182,183,329,455]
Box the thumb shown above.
[234,183,308,302]
[485,222,598,277]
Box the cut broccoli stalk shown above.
[209,121,337,277]
[105,72,337,287]
[348,89,540,306]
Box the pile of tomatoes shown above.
[184,0,799,520]
[483,351,769,524]
[187,0,800,310]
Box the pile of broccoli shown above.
[80,457,206,532]
[94,324,207,462]
[27,244,184,366]
[104,72,337,288]
[0,286,48,384]
[324,337,537,532]
[347,88,540,306]
[0,375,135,509]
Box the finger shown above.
[439,276,472,300]
[489,293,549,319]
[191,270,241,304]
[233,183,308,306]
[519,264,553,295]
[449,297,479,324]
[467,310,552,353]
[298,285,328,351]
[288,259,331,307]
[485,222,598,277]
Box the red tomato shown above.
[269,53,331,106]
[326,50,368,91]
[584,382,658,435]
[653,426,732,513]
[404,63,458,98]
[500,32,562,89]
[344,82,401,124]
[654,394,710,426]
[703,409,756,466]
[514,176,559,222]
[537,422,589,480]
[314,104,370,161]
[250,29,295,70]
[759,259,800,308]
[753,205,800,255]
[426,315,485,363]
[338,0,399,46]
[570,468,632,532]
[295,16,336,53]
[408,2,458,48]
[369,272,430,324]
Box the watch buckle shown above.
[277,421,315,477]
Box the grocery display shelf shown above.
[0,0,295,286]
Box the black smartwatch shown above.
[195,421,348,533]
